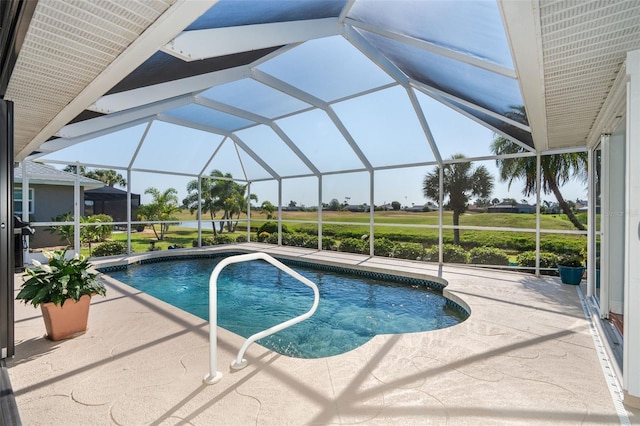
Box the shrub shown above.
[214,234,234,244]
[339,238,368,254]
[424,245,469,263]
[516,251,560,274]
[303,236,318,249]
[469,246,509,266]
[193,237,216,247]
[92,241,128,257]
[257,222,289,235]
[235,234,248,243]
[374,238,396,257]
[266,233,279,244]
[393,242,425,260]
[282,233,306,247]
[258,231,270,242]
[321,236,336,250]
[83,214,114,242]
[441,244,469,263]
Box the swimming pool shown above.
[105,255,467,358]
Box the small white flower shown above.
[31,259,42,267]
[62,289,68,295]
[41,264,52,273]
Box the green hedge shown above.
[469,246,509,266]
[92,241,128,257]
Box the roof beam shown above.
[162,18,343,61]
[57,94,195,139]
[498,0,548,152]
[90,66,250,114]
[344,17,517,79]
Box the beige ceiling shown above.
[538,0,640,149]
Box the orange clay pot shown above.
[40,294,91,341]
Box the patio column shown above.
[369,170,374,256]
[73,165,81,255]
[318,175,322,251]
[277,179,282,246]
[624,49,640,408]
[127,169,132,254]
[0,99,14,359]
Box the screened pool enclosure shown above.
[14,0,589,278]
[4,0,640,411]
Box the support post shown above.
[535,153,541,276]
[624,49,640,408]
[0,99,14,358]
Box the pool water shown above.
[106,257,466,358]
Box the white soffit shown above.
[7,0,219,161]
[539,0,640,150]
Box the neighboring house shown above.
[14,161,104,248]
[487,202,536,214]
[343,204,370,212]
[84,186,140,222]
[404,203,433,212]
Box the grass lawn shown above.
[81,210,586,259]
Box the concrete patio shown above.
[7,243,640,425]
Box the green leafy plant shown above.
[393,242,426,260]
[92,241,128,257]
[557,253,584,267]
[374,238,396,257]
[257,222,289,234]
[16,249,106,307]
[469,246,509,265]
[339,238,368,254]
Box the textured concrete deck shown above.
[7,243,640,425]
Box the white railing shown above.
[203,252,320,384]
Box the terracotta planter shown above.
[40,294,91,341]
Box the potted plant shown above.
[557,254,585,285]
[16,249,106,341]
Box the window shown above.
[14,188,34,215]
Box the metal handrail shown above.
[203,252,320,384]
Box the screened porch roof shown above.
[4,0,639,179]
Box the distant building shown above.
[487,202,536,214]
[84,186,140,222]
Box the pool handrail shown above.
[204,252,320,385]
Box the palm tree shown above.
[184,170,256,234]
[491,138,587,230]
[260,201,276,219]
[183,176,220,235]
[490,106,587,230]
[86,169,127,187]
[137,187,180,240]
[423,154,494,245]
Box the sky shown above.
[37,33,589,209]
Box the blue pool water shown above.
[106,256,466,358]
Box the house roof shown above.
[14,160,104,189]
[85,186,139,200]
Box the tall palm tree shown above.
[423,154,494,245]
[491,138,587,230]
